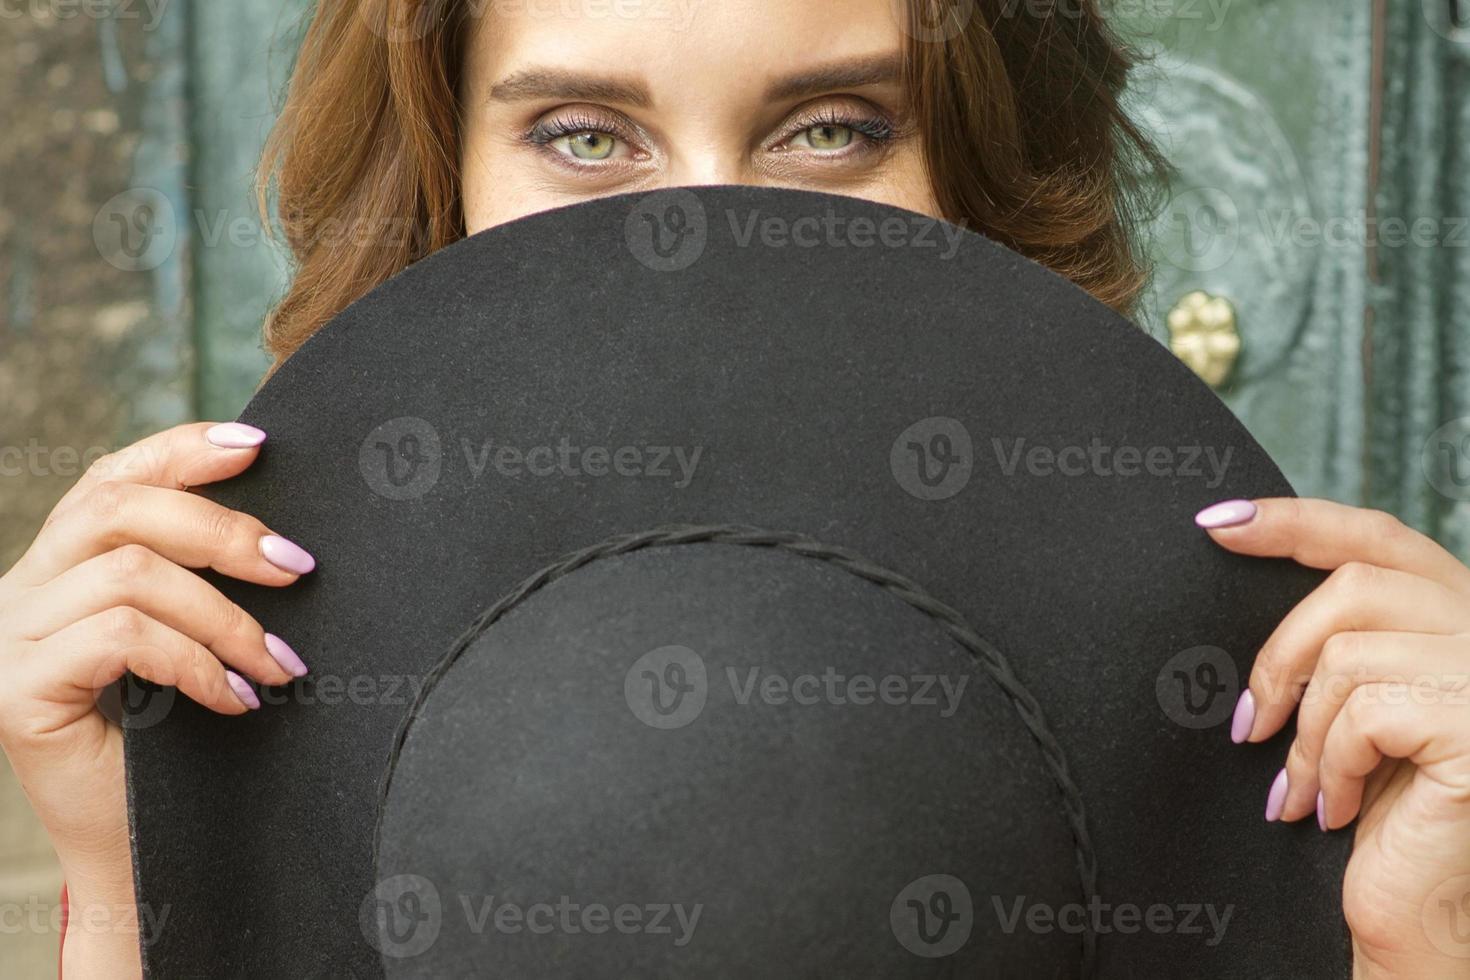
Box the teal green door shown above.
[1115,2,1470,557]
[130,1,1470,556]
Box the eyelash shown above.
[520,104,899,167]
[778,108,898,151]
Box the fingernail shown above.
[260,535,316,575]
[1230,689,1255,744]
[1316,792,1328,831]
[206,423,267,449]
[1195,499,1258,529]
[227,671,261,710]
[264,634,309,678]
[1265,768,1289,822]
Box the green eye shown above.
[562,131,617,161]
[803,124,854,151]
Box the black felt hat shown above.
[124,186,1351,978]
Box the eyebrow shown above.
[488,68,652,107]
[486,53,904,109]
[763,53,904,102]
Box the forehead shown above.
[467,0,907,84]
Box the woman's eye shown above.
[552,131,619,161]
[792,124,856,151]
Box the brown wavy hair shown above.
[259,0,1161,365]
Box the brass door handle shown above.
[1167,291,1241,389]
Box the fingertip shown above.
[1230,689,1256,744]
[225,670,261,711]
[1195,499,1259,531]
[205,423,268,451]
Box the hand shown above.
[0,422,315,978]
[1198,497,1470,978]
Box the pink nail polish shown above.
[260,535,316,575]
[1316,792,1327,831]
[227,671,261,710]
[265,634,309,678]
[1195,499,1258,529]
[1265,769,1288,821]
[1230,689,1255,744]
[206,423,267,449]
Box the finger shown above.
[1243,564,1470,742]
[15,545,307,686]
[11,423,275,588]
[1196,498,1470,596]
[13,481,314,588]
[1271,632,1470,822]
[71,421,267,496]
[1318,678,1470,830]
[31,608,262,718]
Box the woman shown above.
[3,0,1468,976]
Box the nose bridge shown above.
[663,153,745,189]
